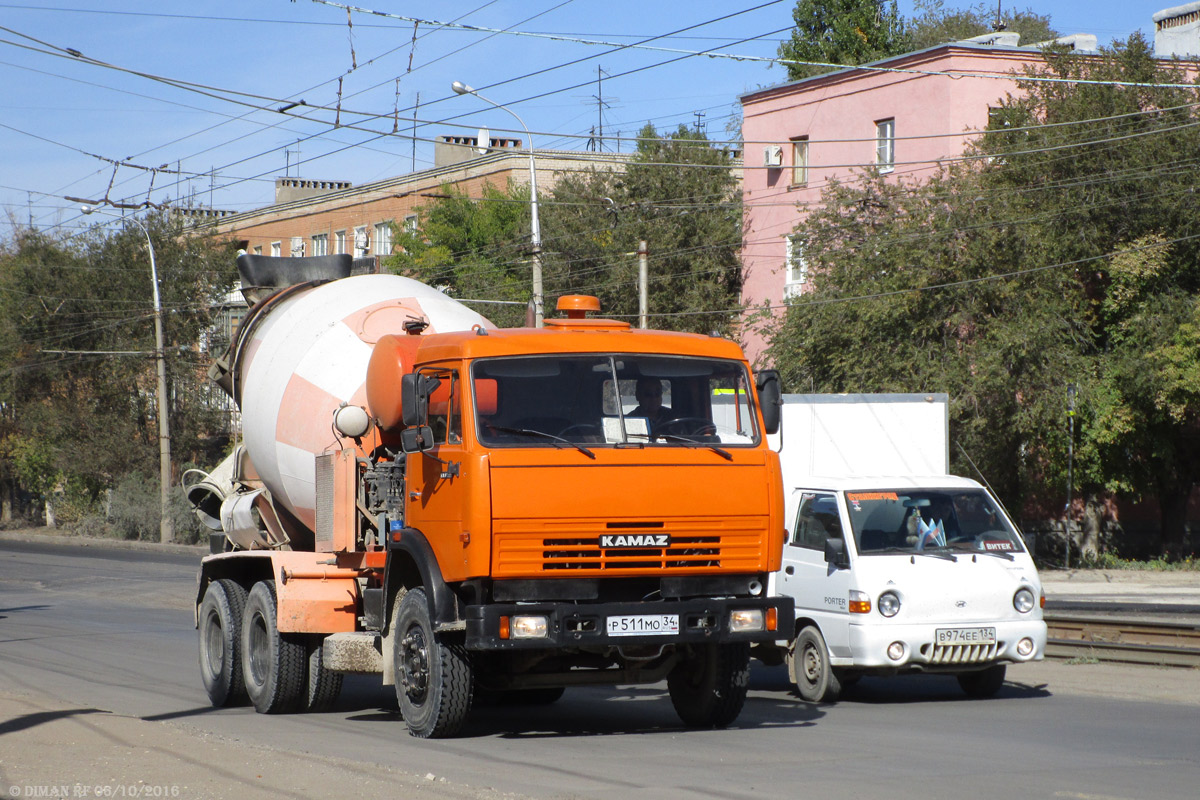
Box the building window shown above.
[270,241,281,257]
[876,118,895,174]
[374,221,393,256]
[312,233,328,256]
[404,214,419,234]
[790,137,809,186]
[784,235,807,299]
[335,230,347,254]
[353,226,369,257]
[253,246,262,256]
[290,236,305,257]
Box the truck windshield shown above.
[846,489,1027,556]
[472,355,759,448]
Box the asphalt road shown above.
[1,536,1198,800]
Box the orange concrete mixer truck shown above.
[190,253,793,738]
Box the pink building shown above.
[738,32,1103,364]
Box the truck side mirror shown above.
[399,425,435,454]
[400,373,441,428]
[824,537,850,569]
[756,369,782,434]
[400,373,423,427]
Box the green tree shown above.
[908,1,1056,50]
[540,124,744,335]
[0,213,237,535]
[766,34,1200,557]
[389,124,743,335]
[778,0,908,81]
[385,182,532,328]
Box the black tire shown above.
[957,664,1007,698]
[241,580,307,714]
[790,625,842,703]
[393,587,473,738]
[198,579,249,707]
[304,635,344,712]
[667,643,750,729]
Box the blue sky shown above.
[0,1,1167,235]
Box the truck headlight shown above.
[510,615,549,638]
[730,608,765,633]
[878,591,901,618]
[1013,588,1035,614]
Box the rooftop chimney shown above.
[1154,2,1200,57]
[434,135,524,168]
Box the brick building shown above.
[739,4,1200,364]
[209,136,628,264]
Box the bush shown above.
[1079,551,1199,571]
[107,472,162,541]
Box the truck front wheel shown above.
[667,642,750,728]
[241,580,306,714]
[198,579,248,707]
[392,587,473,738]
[790,625,842,703]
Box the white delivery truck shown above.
[760,393,1046,702]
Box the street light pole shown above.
[82,206,174,543]
[1065,383,1076,570]
[451,80,544,327]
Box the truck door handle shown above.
[785,566,794,575]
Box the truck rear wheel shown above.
[667,642,750,728]
[304,635,344,712]
[957,664,1006,698]
[241,580,306,714]
[393,587,473,738]
[198,579,248,707]
[790,625,842,703]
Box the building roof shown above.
[739,36,1102,105]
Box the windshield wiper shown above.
[488,426,595,459]
[654,433,733,461]
[864,546,957,562]
[975,549,1015,561]
[914,549,958,562]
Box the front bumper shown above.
[465,596,795,650]
[842,619,1047,671]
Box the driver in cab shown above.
[630,377,672,436]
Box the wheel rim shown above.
[802,641,822,686]
[401,624,430,703]
[202,608,223,675]
[248,611,269,686]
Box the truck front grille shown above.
[928,642,1000,664]
[492,519,768,577]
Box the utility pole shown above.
[1065,384,1076,569]
[638,240,649,329]
[412,92,420,172]
[80,206,175,543]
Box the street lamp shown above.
[451,80,544,327]
[1065,383,1076,569]
[81,205,174,543]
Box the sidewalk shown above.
[1040,567,1200,618]
[0,527,207,555]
